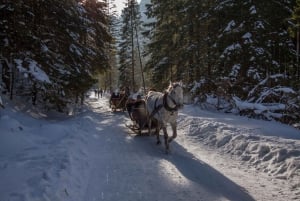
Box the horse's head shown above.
[167,81,184,109]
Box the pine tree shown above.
[143,0,183,89]
[118,0,142,91]
[290,0,300,81]
[211,0,296,99]
[0,0,112,111]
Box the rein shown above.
[147,84,182,118]
[149,92,179,119]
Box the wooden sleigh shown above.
[125,98,157,135]
[109,92,128,112]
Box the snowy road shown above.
[81,98,254,201]
[1,94,299,201]
[78,96,299,201]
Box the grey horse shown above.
[145,82,184,153]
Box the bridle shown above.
[163,84,182,112]
[163,92,179,112]
[147,84,183,118]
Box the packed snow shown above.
[0,92,299,201]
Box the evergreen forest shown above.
[1,0,300,127]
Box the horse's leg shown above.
[148,118,152,136]
[168,122,177,143]
[162,126,169,152]
[156,122,161,145]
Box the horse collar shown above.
[163,92,178,112]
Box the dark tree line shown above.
[142,0,298,88]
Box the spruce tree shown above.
[118,0,142,91]
[0,0,112,111]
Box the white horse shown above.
[146,82,184,153]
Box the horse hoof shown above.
[156,141,161,145]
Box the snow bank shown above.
[178,108,300,193]
[0,107,90,201]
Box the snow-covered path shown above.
[81,98,254,201]
[80,96,299,201]
[0,94,299,201]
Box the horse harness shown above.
[148,91,180,119]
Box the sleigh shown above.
[125,99,157,135]
[109,92,128,112]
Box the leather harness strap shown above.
[149,97,163,119]
[149,92,179,119]
[163,92,179,112]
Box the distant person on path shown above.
[99,88,103,98]
[94,89,98,98]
